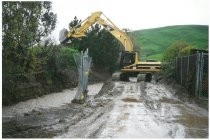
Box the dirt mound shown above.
[94,80,114,98]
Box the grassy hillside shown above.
[131,25,208,61]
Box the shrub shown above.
[55,47,79,70]
[161,41,192,78]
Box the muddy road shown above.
[2,79,208,138]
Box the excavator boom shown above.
[60,11,133,52]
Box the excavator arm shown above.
[59,11,133,52]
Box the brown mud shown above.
[2,79,208,138]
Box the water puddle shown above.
[121,98,142,103]
[174,105,209,138]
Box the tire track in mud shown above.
[99,81,178,138]
[140,82,186,138]
[99,80,208,138]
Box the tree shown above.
[162,41,192,62]
[2,1,57,104]
[3,1,56,47]
[161,41,192,77]
[2,1,57,74]
[79,24,121,72]
[67,16,82,48]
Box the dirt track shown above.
[2,79,208,138]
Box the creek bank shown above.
[3,66,111,106]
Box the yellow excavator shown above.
[59,11,161,81]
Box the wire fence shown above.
[175,53,208,100]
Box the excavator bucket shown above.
[59,28,69,44]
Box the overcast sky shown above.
[51,0,209,43]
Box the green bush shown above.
[55,47,79,70]
[161,41,192,78]
[162,41,192,62]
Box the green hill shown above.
[131,25,209,61]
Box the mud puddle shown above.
[121,97,142,102]
[173,104,208,138]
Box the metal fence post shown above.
[187,56,189,82]
[174,59,176,79]
[176,57,178,82]
[199,53,204,99]
[180,57,182,85]
[195,52,200,98]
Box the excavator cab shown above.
[119,51,136,68]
